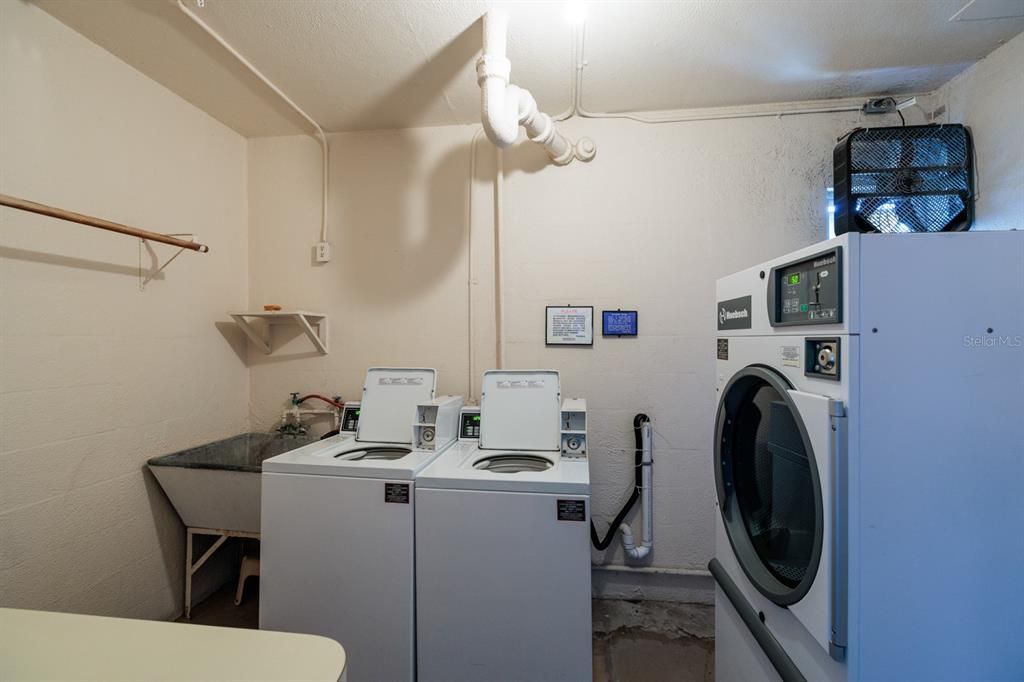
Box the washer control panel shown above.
[459,407,481,440]
[769,246,842,326]
[341,402,361,432]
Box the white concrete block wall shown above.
[933,31,1024,231]
[0,2,249,619]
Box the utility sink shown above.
[148,433,313,533]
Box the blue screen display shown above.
[602,310,638,336]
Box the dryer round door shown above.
[715,365,824,606]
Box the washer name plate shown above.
[557,499,586,522]
[384,483,410,504]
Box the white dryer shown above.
[712,232,1024,681]
[415,370,592,682]
[260,367,462,682]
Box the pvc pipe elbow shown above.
[480,78,519,148]
[619,523,636,552]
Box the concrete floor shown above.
[180,582,715,682]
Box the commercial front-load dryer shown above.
[712,232,1023,682]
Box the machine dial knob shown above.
[817,346,836,370]
[421,427,435,443]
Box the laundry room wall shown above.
[247,104,888,601]
[0,1,250,619]
[933,31,1024,231]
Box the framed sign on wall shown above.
[545,306,594,346]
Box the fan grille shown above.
[834,125,973,234]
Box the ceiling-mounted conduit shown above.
[571,22,866,124]
[176,0,330,247]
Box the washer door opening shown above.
[337,447,412,461]
[715,365,824,606]
[473,453,554,473]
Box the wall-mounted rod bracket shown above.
[138,234,200,291]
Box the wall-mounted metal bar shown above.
[0,193,209,253]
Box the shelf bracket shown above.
[228,311,328,355]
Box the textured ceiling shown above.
[36,0,1024,137]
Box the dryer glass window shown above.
[715,367,823,606]
[733,388,814,587]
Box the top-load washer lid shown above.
[355,367,436,444]
[479,370,560,451]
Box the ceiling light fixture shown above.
[565,0,588,25]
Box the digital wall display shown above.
[602,310,638,337]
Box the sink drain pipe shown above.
[591,414,653,559]
[620,418,653,559]
[478,10,595,164]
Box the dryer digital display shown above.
[768,247,843,326]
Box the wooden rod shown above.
[0,193,209,253]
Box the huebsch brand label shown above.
[557,499,586,522]
[384,483,410,504]
[717,296,752,331]
[717,338,729,360]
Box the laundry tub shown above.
[149,433,314,617]
[148,433,313,533]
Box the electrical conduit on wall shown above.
[176,0,331,253]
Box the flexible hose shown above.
[297,394,345,410]
[591,413,650,550]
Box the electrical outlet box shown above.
[315,241,331,263]
[862,98,896,115]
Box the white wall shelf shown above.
[229,310,328,355]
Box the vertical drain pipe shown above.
[494,149,506,370]
[620,420,653,559]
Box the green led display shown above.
[788,273,801,285]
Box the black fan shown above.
[833,124,974,235]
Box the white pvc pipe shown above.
[620,421,653,560]
[494,148,506,369]
[176,0,330,243]
[478,10,579,165]
[466,127,486,402]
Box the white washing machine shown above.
[415,370,592,682]
[260,367,462,682]
[712,231,1024,682]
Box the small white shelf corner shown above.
[228,310,329,355]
